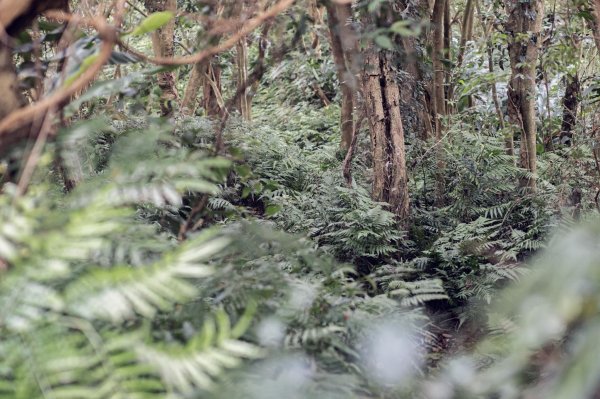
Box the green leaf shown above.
[389,20,416,36]
[265,204,282,217]
[374,35,394,50]
[130,11,175,36]
[63,53,100,87]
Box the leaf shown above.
[374,35,394,50]
[389,20,416,36]
[130,11,175,36]
[63,53,100,87]
[265,204,282,217]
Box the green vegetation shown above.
[0,0,599,398]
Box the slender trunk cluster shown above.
[504,0,543,190]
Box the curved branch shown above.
[0,2,127,138]
[118,0,294,66]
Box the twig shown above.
[116,0,295,66]
[0,3,127,138]
[178,194,209,241]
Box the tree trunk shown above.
[144,0,178,117]
[456,0,474,68]
[560,73,580,146]
[181,62,204,116]
[235,39,251,121]
[450,0,474,110]
[326,3,356,151]
[202,59,223,118]
[363,48,410,221]
[590,0,600,54]
[504,0,543,190]
[432,0,447,130]
[308,0,324,56]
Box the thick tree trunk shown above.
[144,0,178,117]
[363,48,410,221]
[560,74,580,146]
[504,0,543,191]
[391,0,433,141]
[326,3,355,151]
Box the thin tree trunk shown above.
[432,0,447,129]
[326,3,357,151]
[450,0,474,110]
[590,0,600,54]
[432,0,447,204]
[308,0,324,56]
[203,59,223,118]
[144,0,178,117]
[181,62,204,116]
[236,39,251,120]
[487,45,512,156]
[504,0,543,190]
[364,48,410,221]
[456,0,474,68]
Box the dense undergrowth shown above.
[2,6,600,397]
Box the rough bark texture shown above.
[144,0,178,116]
[363,48,410,221]
[560,74,580,146]
[505,0,543,190]
[236,39,251,120]
[432,0,447,129]
[326,3,355,151]
[392,0,433,140]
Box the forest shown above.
[0,0,599,397]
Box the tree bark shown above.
[590,0,600,54]
[181,61,204,116]
[235,39,252,120]
[456,0,474,68]
[432,0,447,130]
[202,59,223,118]
[144,0,178,117]
[504,0,543,190]
[560,73,580,146]
[363,48,410,221]
[326,3,356,151]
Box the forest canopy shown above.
[0,0,600,398]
